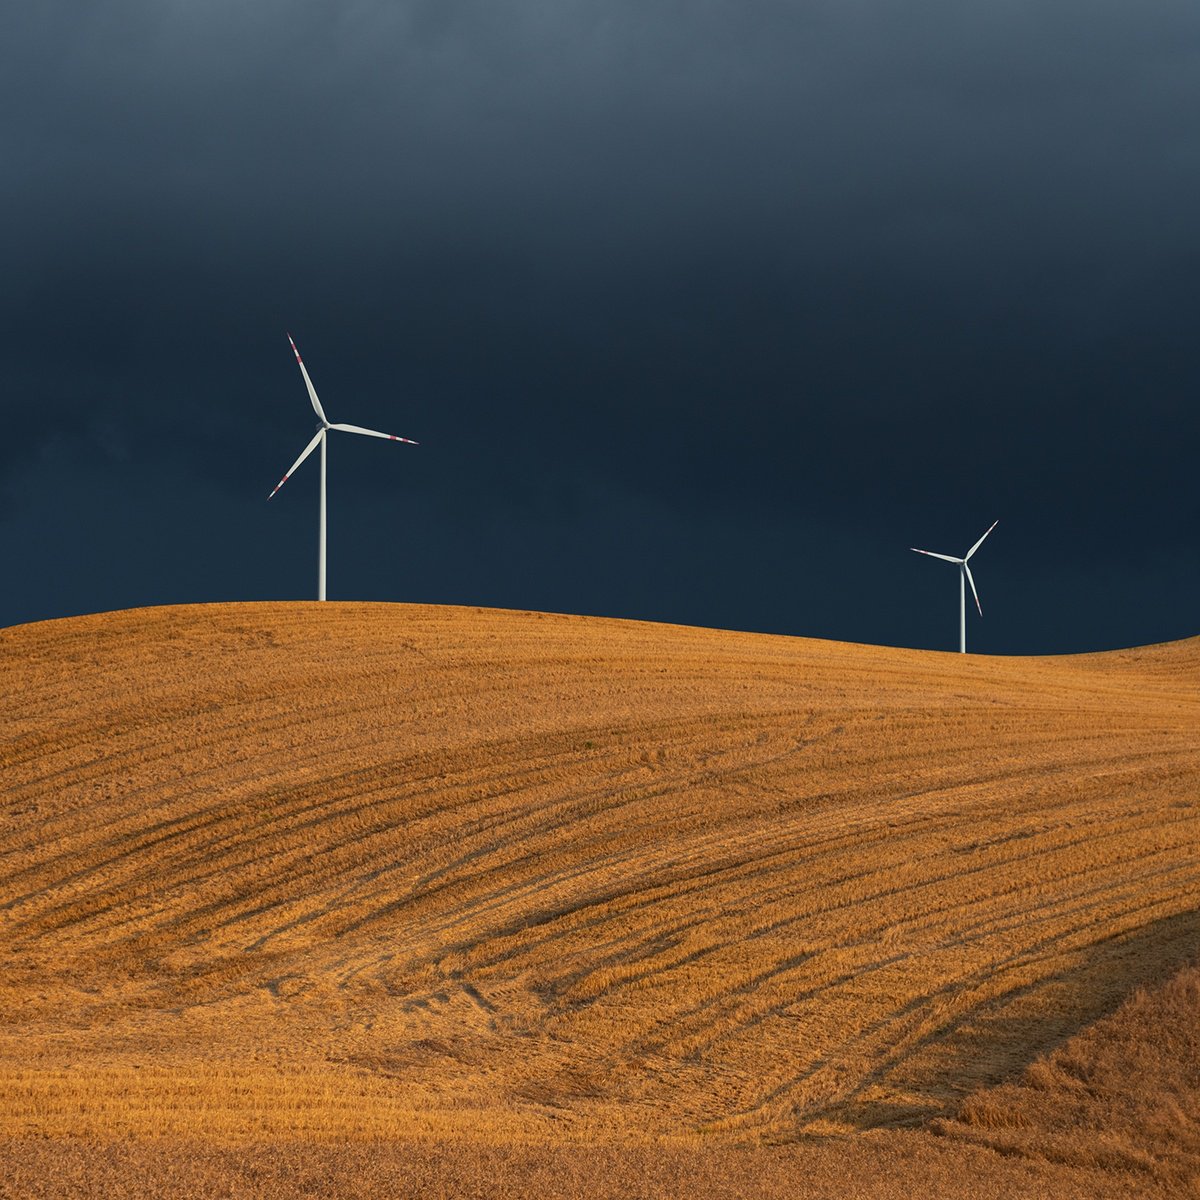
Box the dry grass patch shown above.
[938,958,1200,1188]
[0,601,1197,1190]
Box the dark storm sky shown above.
[2,2,1197,653]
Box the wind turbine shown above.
[269,334,418,600]
[911,520,998,653]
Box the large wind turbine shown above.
[911,520,998,653]
[269,334,418,601]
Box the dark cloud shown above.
[2,2,1198,651]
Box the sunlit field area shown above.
[1,603,1197,1196]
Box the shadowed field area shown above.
[0,602,1197,1194]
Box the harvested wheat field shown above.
[1,602,1198,1197]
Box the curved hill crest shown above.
[1,603,1197,1165]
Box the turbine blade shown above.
[911,548,963,564]
[964,519,998,561]
[288,334,328,425]
[330,422,418,445]
[964,562,983,616]
[268,429,323,499]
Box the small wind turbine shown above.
[911,520,998,653]
[269,334,418,601]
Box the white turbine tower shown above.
[911,520,998,654]
[269,334,418,601]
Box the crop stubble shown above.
[0,602,1197,1162]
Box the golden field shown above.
[0,602,1197,1196]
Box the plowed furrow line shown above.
[617,845,1199,1065]
[677,857,1200,1079]
[580,812,1189,1023]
